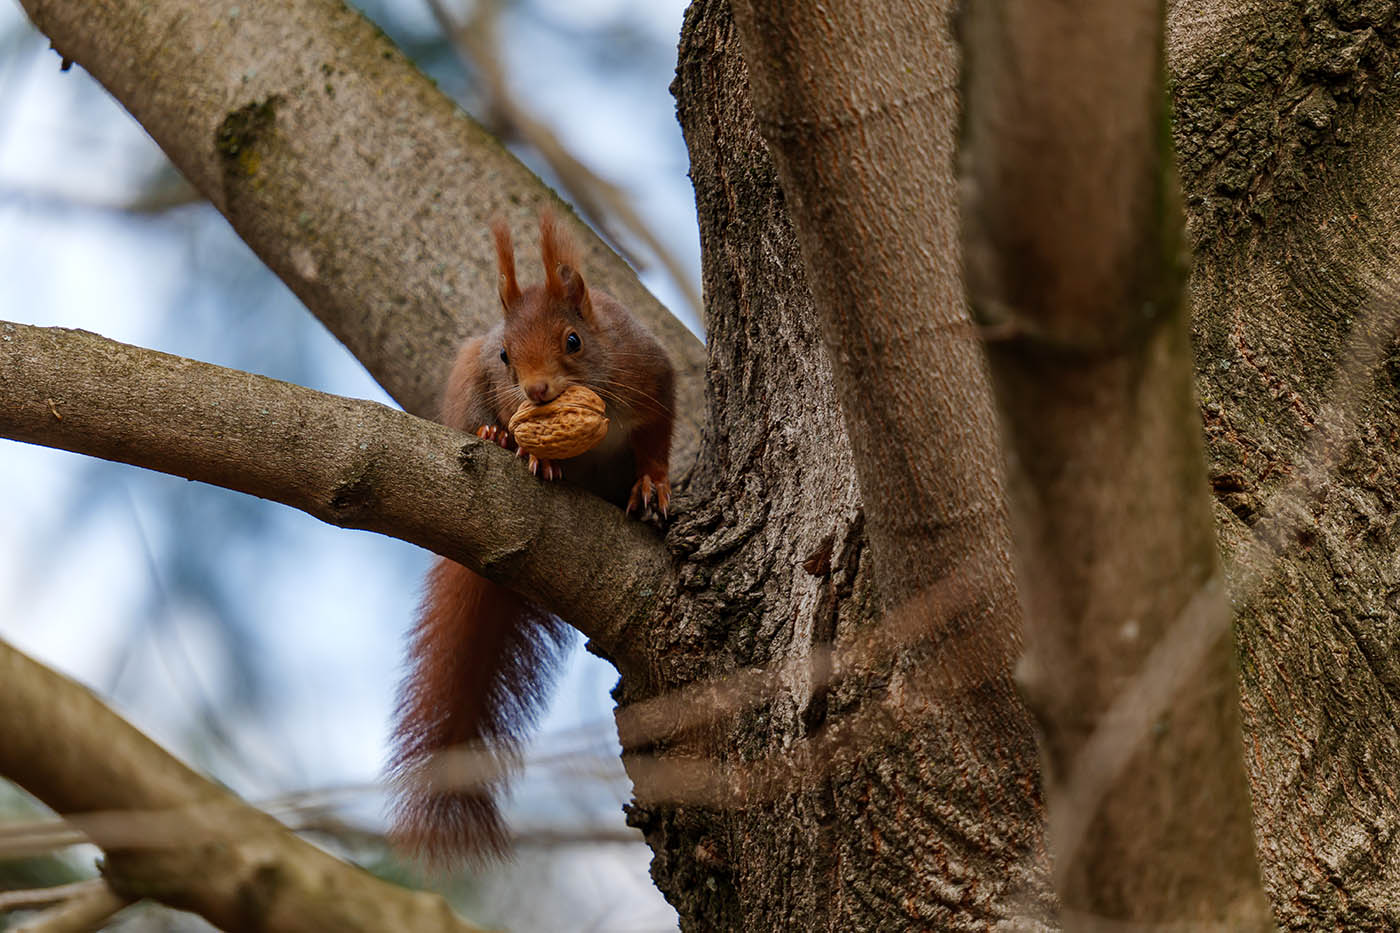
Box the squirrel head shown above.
[491,212,601,404]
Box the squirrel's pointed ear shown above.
[557,264,594,322]
[539,209,590,320]
[491,218,522,314]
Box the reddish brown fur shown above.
[538,210,578,300]
[390,559,570,863]
[491,217,522,310]
[389,212,675,865]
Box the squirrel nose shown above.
[525,381,555,403]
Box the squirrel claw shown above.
[627,474,670,519]
[528,455,561,481]
[475,425,514,450]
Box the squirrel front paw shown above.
[627,473,670,519]
[475,424,515,450]
[483,424,561,479]
[517,448,562,482]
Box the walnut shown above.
[508,385,610,459]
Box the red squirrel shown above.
[389,212,675,863]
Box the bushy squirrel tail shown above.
[389,557,572,863]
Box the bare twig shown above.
[6,880,132,933]
[0,819,88,857]
[1045,578,1232,878]
[426,0,703,326]
[0,175,200,216]
[0,881,109,913]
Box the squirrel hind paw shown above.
[627,474,670,519]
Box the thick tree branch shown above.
[0,639,484,933]
[16,0,705,469]
[727,0,1016,618]
[0,321,672,679]
[960,0,1180,350]
[960,0,1272,927]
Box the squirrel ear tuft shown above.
[491,218,522,314]
[558,264,593,321]
[538,208,582,299]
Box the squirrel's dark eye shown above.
[565,332,581,353]
[499,348,509,365]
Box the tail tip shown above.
[389,783,510,869]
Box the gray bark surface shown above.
[1171,2,1400,927]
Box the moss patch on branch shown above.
[216,95,285,179]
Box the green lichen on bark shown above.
[1172,2,1399,246]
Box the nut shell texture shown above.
[508,385,610,459]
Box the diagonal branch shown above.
[6,880,130,933]
[16,0,705,470]
[725,0,1023,649]
[0,321,673,679]
[0,638,485,933]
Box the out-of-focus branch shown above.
[0,640,485,933]
[1,881,106,913]
[426,0,703,327]
[0,173,201,217]
[959,0,1272,927]
[0,322,675,679]
[0,819,87,857]
[17,0,705,472]
[6,880,131,933]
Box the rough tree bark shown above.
[1170,1,1400,928]
[627,0,1058,927]
[7,0,1400,930]
[682,0,1054,927]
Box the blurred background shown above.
[0,0,699,929]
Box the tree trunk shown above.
[647,0,1400,928]
[1171,1,1400,927]
[626,1,1055,929]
